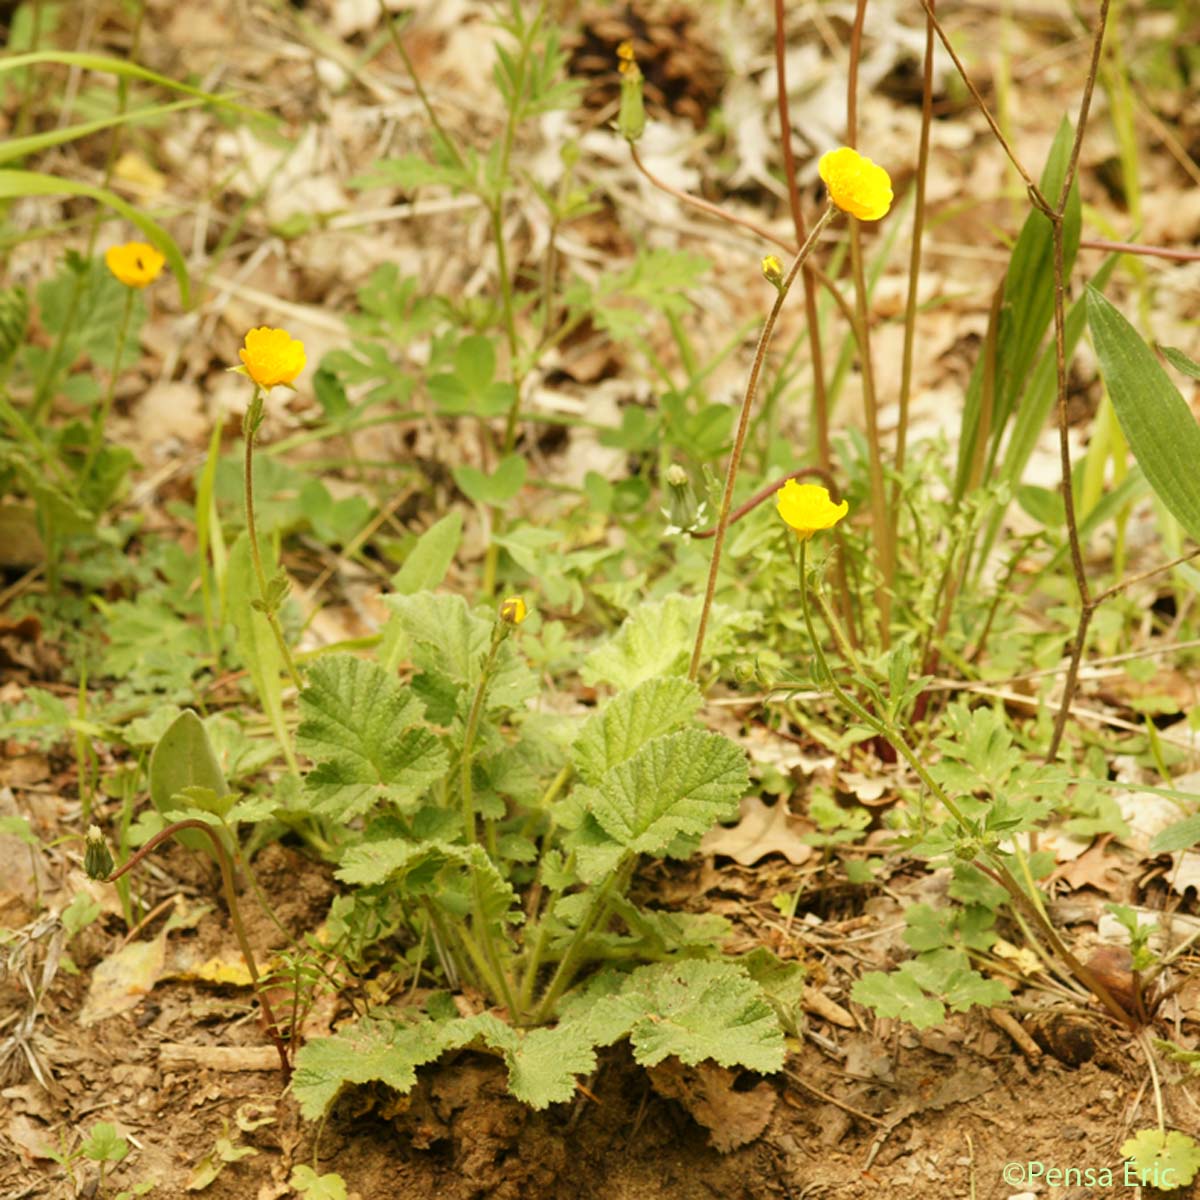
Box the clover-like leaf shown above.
[297,655,446,819]
[852,970,945,1029]
[1121,1129,1200,1190]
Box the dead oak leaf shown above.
[700,795,813,866]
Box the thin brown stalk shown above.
[1079,238,1200,263]
[918,0,1044,199]
[688,207,836,682]
[895,1,936,484]
[1045,0,1113,762]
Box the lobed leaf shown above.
[581,728,748,858]
[297,655,445,818]
[572,676,702,783]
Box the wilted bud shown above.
[499,596,527,625]
[84,826,114,880]
[662,465,703,534]
[761,255,784,288]
[616,43,645,143]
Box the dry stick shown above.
[687,207,837,683]
[1044,0,1113,763]
[105,821,292,1082]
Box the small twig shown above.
[1079,238,1200,263]
[781,1067,885,1127]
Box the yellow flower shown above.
[761,255,784,287]
[499,596,528,625]
[104,241,166,288]
[818,147,893,221]
[237,327,306,390]
[776,480,848,541]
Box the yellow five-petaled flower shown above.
[237,327,307,390]
[818,147,893,222]
[776,480,848,541]
[104,241,166,288]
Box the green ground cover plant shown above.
[3,0,1200,1194]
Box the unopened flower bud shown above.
[499,596,527,625]
[662,465,702,534]
[616,42,645,143]
[84,826,114,880]
[761,255,784,288]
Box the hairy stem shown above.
[688,205,836,682]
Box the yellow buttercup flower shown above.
[776,480,848,541]
[818,147,893,221]
[237,327,306,390]
[499,596,528,625]
[104,241,166,288]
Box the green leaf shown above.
[289,1167,349,1200]
[505,1023,599,1109]
[1121,1129,1200,1190]
[582,595,757,690]
[600,961,785,1073]
[82,1123,129,1164]
[390,511,463,595]
[580,728,748,857]
[148,711,229,857]
[0,171,188,307]
[335,840,521,932]
[955,119,1080,498]
[453,454,527,506]
[851,970,945,1029]
[1160,344,1200,380]
[572,676,702,783]
[384,592,536,712]
[292,1019,449,1120]
[226,534,296,774]
[1088,286,1200,544]
[1151,814,1200,855]
[297,655,446,819]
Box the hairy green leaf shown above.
[580,728,748,857]
[572,676,702,783]
[292,1019,448,1119]
[601,961,785,1073]
[297,655,445,818]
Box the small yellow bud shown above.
[761,255,784,288]
[499,596,527,625]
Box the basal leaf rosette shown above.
[818,147,893,221]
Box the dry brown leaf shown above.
[79,933,166,1027]
[646,1059,776,1153]
[700,795,813,866]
